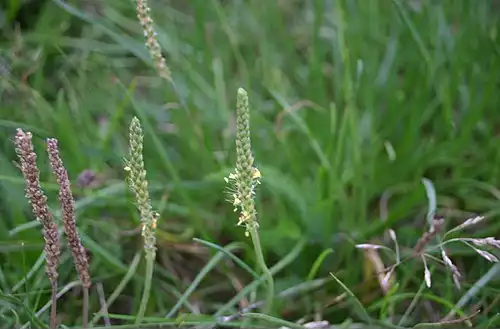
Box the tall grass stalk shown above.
[225,88,274,313]
[124,117,158,323]
[47,138,92,328]
[14,129,61,329]
[135,0,170,80]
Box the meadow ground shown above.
[1,0,500,328]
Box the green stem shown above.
[135,253,154,324]
[249,226,274,314]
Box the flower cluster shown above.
[224,88,262,235]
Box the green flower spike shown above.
[225,88,274,314]
[124,116,157,324]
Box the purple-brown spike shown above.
[47,138,91,327]
[14,129,61,329]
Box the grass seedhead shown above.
[225,88,262,235]
[354,214,500,294]
[135,0,170,80]
[14,129,61,329]
[124,116,157,323]
[225,88,274,314]
[47,138,91,328]
[413,216,445,255]
[440,249,462,289]
[422,255,431,288]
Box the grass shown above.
[0,0,500,327]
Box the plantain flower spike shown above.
[225,88,262,236]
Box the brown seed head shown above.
[47,138,91,289]
[413,216,445,255]
[14,129,60,283]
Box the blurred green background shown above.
[1,0,500,327]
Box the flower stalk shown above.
[225,88,274,313]
[47,138,91,328]
[14,129,61,329]
[135,0,171,80]
[124,117,157,323]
